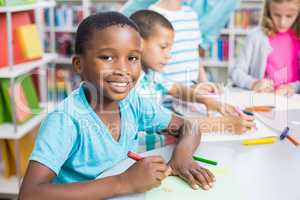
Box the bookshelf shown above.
[203,0,265,84]
[44,0,126,64]
[0,53,56,78]
[0,0,56,196]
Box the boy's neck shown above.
[84,87,119,112]
[156,0,182,11]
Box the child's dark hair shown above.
[75,11,139,55]
[130,10,174,39]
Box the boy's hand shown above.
[252,79,274,92]
[202,98,238,116]
[275,84,296,96]
[223,115,256,134]
[194,82,223,95]
[120,156,169,194]
[168,158,215,190]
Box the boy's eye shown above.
[128,56,139,62]
[99,56,113,61]
[160,46,167,50]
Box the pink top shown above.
[265,30,300,88]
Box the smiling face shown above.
[270,1,299,33]
[141,25,174,72]
[73,25,142,102]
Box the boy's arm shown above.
[20,156,169,200]
[165,116,215,190]
[168,84,237,116]
[168,83,205,103]
[198,62,208,82]
[19,161,129,200]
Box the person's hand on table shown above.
[275,84,296,96]
[251,79,274,93]
[120,156,170,193]
[222,114,256,134]
[194,82,224,95]
[168,157,215,190]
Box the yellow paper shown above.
[16,24,43,59]
[146,167,242,200]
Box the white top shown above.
[150,4,202,85]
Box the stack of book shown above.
[205,36,229,61]
[234,8,261,29]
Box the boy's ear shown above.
[73,55,83,74]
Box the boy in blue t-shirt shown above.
[19,12,215,199]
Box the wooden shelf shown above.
[221,28,251,35]
[0,1,55,13]
[55,56,73,64]
[0,102,56,140]
[203,60,229,68]
[44,26,77,33]
[0,174,18,195]
[0,53,57,78]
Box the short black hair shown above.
[130,10,174,39]
[75,11,139,55]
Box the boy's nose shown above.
[114,60,131,75]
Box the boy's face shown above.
[141,26,174,72]
[74,25,142,102]
[270,1,299,33]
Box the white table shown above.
[99,137,300,200]
[97,89,300,200]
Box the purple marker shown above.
[280,127,290,140]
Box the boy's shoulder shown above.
[49,85,89,119]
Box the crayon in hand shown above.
[127,151,143,161]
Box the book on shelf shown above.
[90,2,123,14]
[0,90,6,124]
[206,36,229,62]
[0,0,36,6]
[16,24,43,60]
[0,11,33,68]
[56,33,75,57]
[48,68,80,102]
[44,5,83,28]
[0,75,41,124]
[235,36,246,58]
[45,32,74,59]
[234,8,261,29]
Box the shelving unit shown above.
[202,0,264,83]
[44,0,126,64]
[0,53,57,78]
[0,0,56,196]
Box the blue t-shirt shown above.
[30,83,172,184]
[136,69,173,104]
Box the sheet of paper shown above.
[173,99,277,141]
[201,120,277,142]
[219,90,300,111]
[255,109,300,132]
[146,167,242,200]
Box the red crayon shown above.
[127,151,143,161]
